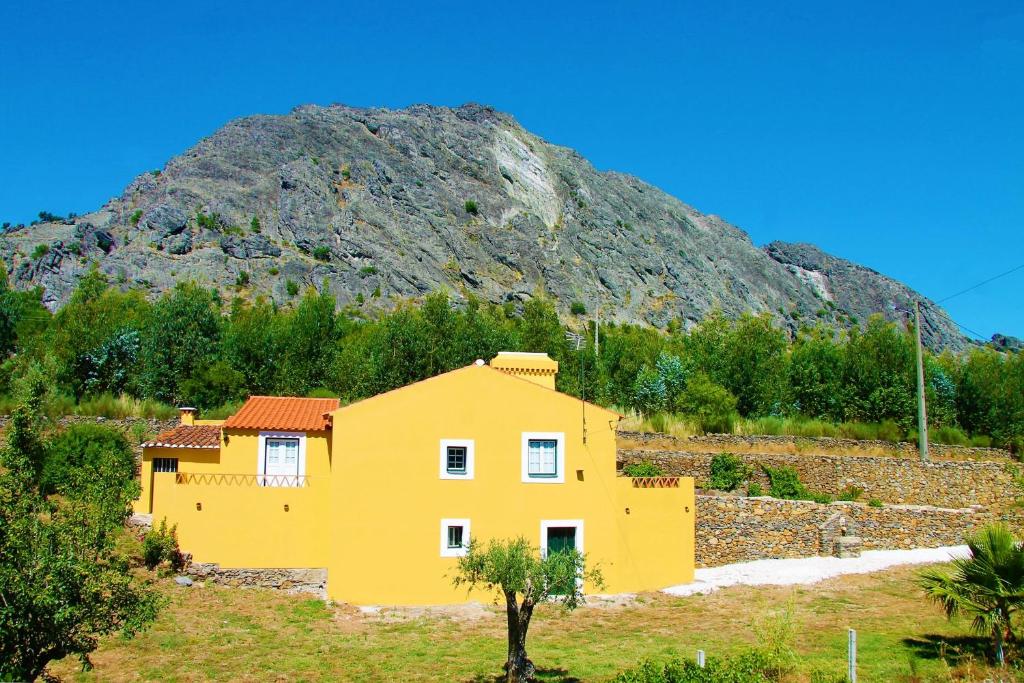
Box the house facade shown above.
[137,352,695,605]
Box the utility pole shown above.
[594,300,600,358]
[914,301,929,462]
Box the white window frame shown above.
[257,431,307,486]
[439,439,475,480]
[521,432,565,483]
[440,518,471,557]
[540,519,585,558]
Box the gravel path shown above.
[663,546,970,597]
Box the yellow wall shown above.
[613,478,695,591]
[326,364,695,605]
[139,428,332,568]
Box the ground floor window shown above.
[153,457,178,473]
[440,518,471,557]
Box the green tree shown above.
[279,287,337,395]
[789,327,845,421]
[631,366,666,416]
[920,524,1024,666]
[141,283,222,404]
[0,393,159,680]
[842,315,916,427]
[453,537,603,683]
[722,313,790,417]
[678,372,737,434]
[223,297,283,395]
[41,423,134,495]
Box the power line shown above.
[936,262,1024,304]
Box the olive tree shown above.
[452,537,602,683]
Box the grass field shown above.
[48,564,1015,682]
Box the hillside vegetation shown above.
[1,267,1020,451]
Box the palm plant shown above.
[920,524,1024,666]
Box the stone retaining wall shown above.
[187,564,327,598]
[619,431,1013,460]
[697,495,982,567]
[622,449,1019,511]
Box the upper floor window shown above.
[521,432,565,484]
[153,457,178,473]
[439,439,474,479]
[527,440,558,477]
[258,432,306,486]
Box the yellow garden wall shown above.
[613,477,695,591]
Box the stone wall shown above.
[187,563,327,598]
[697,495,982,567]
[621,449,1020,511]
[619,431,1013,461]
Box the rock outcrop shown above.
[0,103,969,349]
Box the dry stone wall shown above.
[622,449,1020,511]
[697,495,982,567]
[620,431,1012,461]
[187,563,327,598]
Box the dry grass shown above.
[46,564,1015,682]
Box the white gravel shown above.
[663,546,970,597]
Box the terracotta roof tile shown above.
[142,425,221,449]
[222,396,339,432]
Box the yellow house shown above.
[138,352,695,605]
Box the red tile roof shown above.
[142,425,221,449]
[222,396,339,432]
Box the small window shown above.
[527,439,558,478]
[153,458,178,473]
[447,525,464,549]
[439,440,475,479]
[446,446,467,474]
[440,518,471,557]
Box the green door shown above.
[546,527,578,595]
[546,527,577,555]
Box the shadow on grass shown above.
[466,667,582,683]
[903,633,994,666]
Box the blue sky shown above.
[1,1,1021,338]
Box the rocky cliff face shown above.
[0,103,968,349]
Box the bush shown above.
[932,424,970,446]
[876,419,903,443]
[142,519,184,572]
[359,265,378,277]
[970,434,993,448]
[747,482,764,497]
[268,266,280,276]
[622,461,665,477]
[837,485,864,502]
[761,464,829,502]
[464,199,479,215]
[285,279,299,297]
[612,650,774,682]
[235,271,250,287]
[707,453,751,492]
[868,498,884,508]
[312,246,330,262]
[31,244,49,259]
[679,372,737,434]
[41,423,135,495]
[570,301,587,315]
[250,216,261,233]
[130,209,143,226]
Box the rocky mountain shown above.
[0,103,968,349]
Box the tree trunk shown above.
[503,591,535,683]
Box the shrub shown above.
[268,266,280,276]
[142,519,184,572]
[708,453,751,492]
[42,423,135,495]
[970,434,993,448]
[359,265,378,277]
[747,482,764,497]
[876,419,903,443]
[837,485,864,502]
[250,216,261,233]
[285,279,299,297]
[341,165,351,180]
[312,246,330,261]
[31,244,49,259]
[195,211,222,231]
[752,602,797,680]
[761,465,819,501]
[932,424,970,446]
[612,650,774,682]
[130,209,143,226]
[679,372,737,434]
[868,498,884,508]
[622,461,665,477]
[235,271,250,287]
[464,199,479,215]
[67,241,82,255]
[570,301,587,315]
